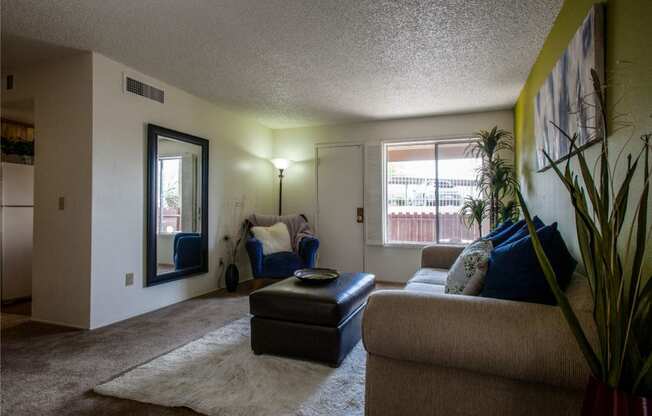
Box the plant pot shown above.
[583,376,651,416]
[225,264,239,292]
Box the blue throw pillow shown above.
[481,223,577,305]
[484,220,513,239]
[496,216,545,248]
[484,219,523,246]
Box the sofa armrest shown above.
[362,290,593,390]
[421,244,464,269]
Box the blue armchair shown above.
[173,232,201,270]
[245,215,319,279]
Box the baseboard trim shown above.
[1,296,32,306]
[30,317,88,330]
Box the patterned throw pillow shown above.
[445,240,493,295]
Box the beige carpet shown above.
[94,317,365,416]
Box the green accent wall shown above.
[514,0,651,179]
[513,0,652,264]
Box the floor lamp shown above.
[271,158,290,215]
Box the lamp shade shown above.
[271,158,291,170]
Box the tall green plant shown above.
[465,127,518,229]
[499,199,520,224]
[517,70,652,396]
[459,196,487,237]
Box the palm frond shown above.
[459,196,487,237]
[519,71,652,396]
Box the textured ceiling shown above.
[1,0,562,128]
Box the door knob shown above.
[356,207,364,223]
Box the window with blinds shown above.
[383,140,486,245]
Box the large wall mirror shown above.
[147,124,209,286]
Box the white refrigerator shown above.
[1,162,34,302]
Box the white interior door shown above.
[316,145,364,272]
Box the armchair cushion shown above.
[261,251,304,278]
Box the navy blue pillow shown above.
[496,216,545,248]
[481,223,577,305]
[484,220,513,239]
[485,219,525,246]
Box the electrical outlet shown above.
[125,272,134,286]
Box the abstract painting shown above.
[534,5,604,171]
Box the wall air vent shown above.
[125,76,164,103]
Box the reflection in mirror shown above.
[156,137,202,275]
[147,124,208,286]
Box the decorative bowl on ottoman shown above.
[293,268,340,283]
[249,272,375,367]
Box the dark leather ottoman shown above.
[249,272,375,367]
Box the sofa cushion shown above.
[408,268,448,286]
[481,223,577,305]
[405,282,446,294]
[445,240,492,295]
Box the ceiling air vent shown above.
[125,76,164,103]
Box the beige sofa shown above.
[363,244,594,416]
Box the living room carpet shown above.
[94,317,365,416]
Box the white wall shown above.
[1,53,94,328]
[272,110,514,282]
[90,53,275,329]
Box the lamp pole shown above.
[278,168,284,216]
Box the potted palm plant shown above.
[463,126,519,233]
[517,70,651,414]
[459,196,487,237]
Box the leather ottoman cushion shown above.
[250,272,375,326]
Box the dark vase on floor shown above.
[225,264,239,292]
[583,376,651,416]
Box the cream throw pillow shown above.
[251,222,293,255]
[445,240,493,295]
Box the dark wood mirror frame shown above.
[146,124,209,287]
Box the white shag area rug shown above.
[94,317,365,416]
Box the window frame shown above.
[381,136,479,247]
[157,155,184,234]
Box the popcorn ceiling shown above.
[1,0,562,128]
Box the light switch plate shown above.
[125,272,134,286]
[58,196,65,210]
